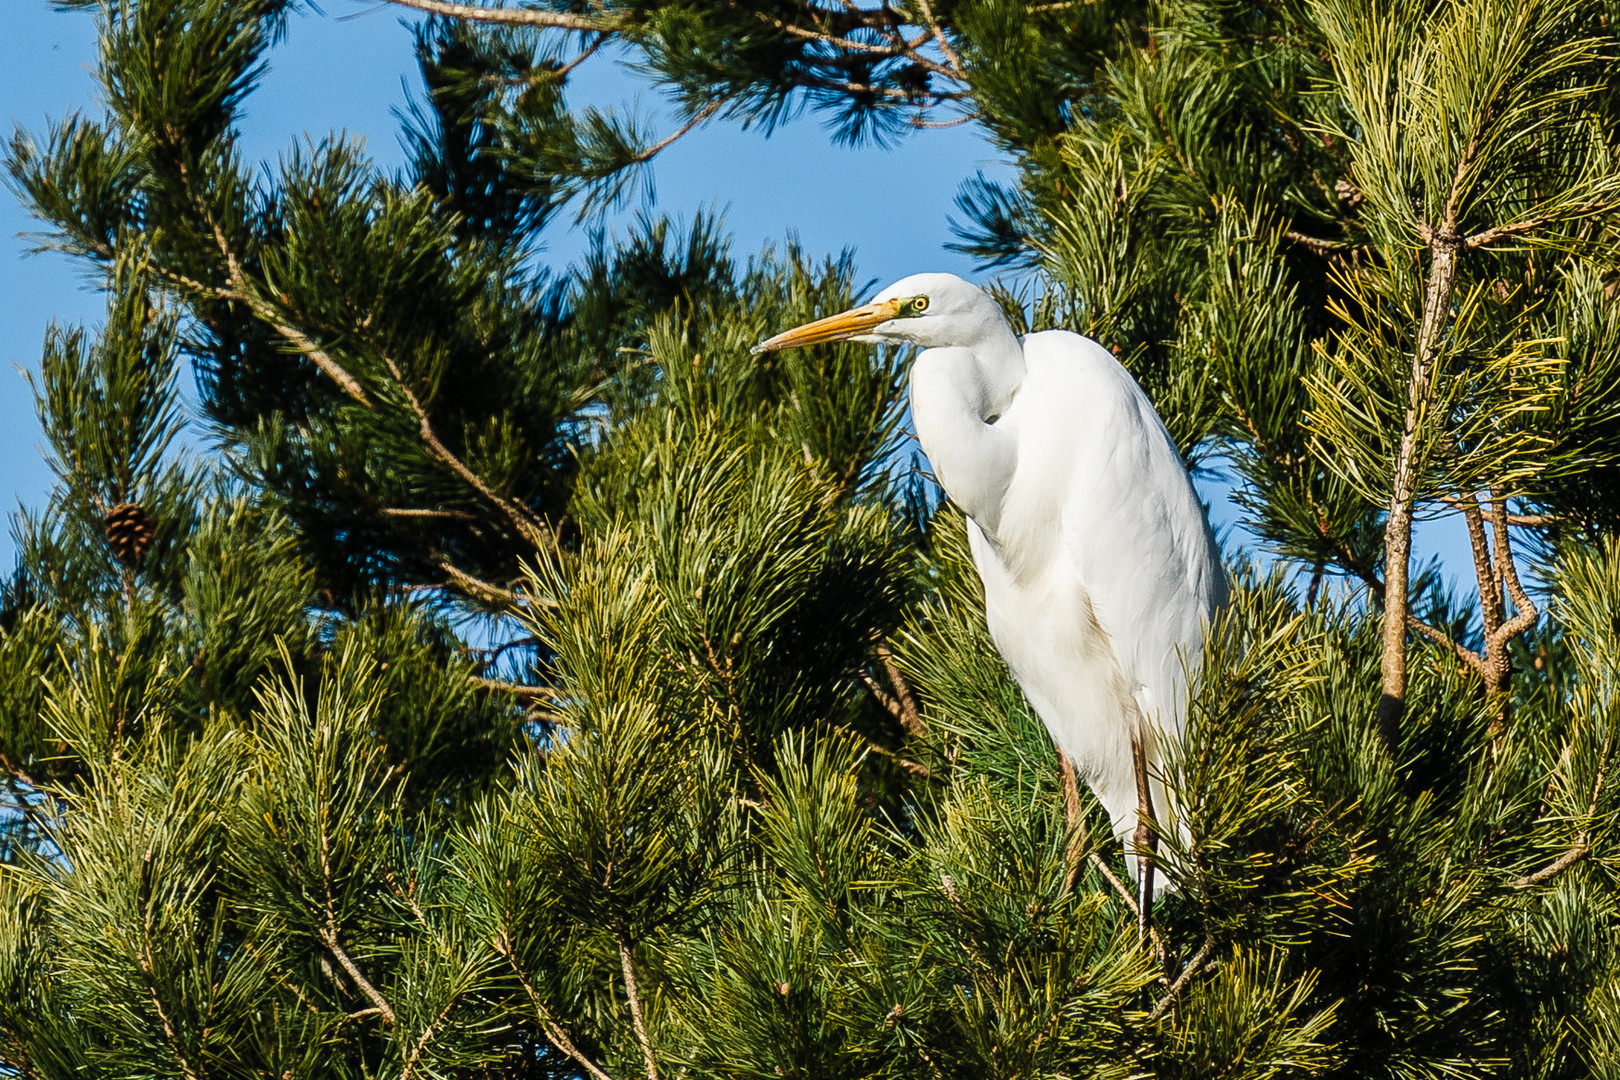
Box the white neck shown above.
[908,330,1023,537]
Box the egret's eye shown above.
[911,295,930,314]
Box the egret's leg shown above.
[1058,751,1084,830]
[1131,730,1157,941]
[1058,752,1086,893]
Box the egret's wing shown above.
[1025,332,1223,737]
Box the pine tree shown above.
[3,1,1620,1078]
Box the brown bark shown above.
[1379,235,1460,743]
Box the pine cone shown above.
[104,503,156,566]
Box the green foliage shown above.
[3,1,1620,1078]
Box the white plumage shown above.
[756,273,1225,884]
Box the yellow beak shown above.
[751,297,903,354]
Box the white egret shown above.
[755,273,1225,913]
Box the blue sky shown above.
[1,2,1002,564]
[1,1,1473,590]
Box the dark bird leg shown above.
[1131,729,1158,941]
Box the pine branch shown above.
[321,926,395,1025]
[1405,615,1486,678]
[383,358,557,553]
[859,736,933,778]
[470,676,558,699]
[1147,933,1216,1023]
[1379,210,1465,736]
[192,194,377,410]
[876,643,927,737]
[380,0,618,32]
[626,101,720,166]
[387,870,430,929]
[400,995,459,1080]
[1464,200,1620,248]
[913,0,964,76]
[135,938,202,1080]
[1510,839,1591,889]
[1513,734,1609,889]
[1489,489,1538,642]
[1458,496,1503,633]
[380,507,481,521]
[317,783,395,1026]
[617,936,662,1080]
[431,553,522,606]
[1284,230,1360,255]
[495,935,619,1080]
[142,225,378,410]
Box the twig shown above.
[384,358,556,553]
[317,778,395,1025]
[626,101,721,165]
[381,507,480,521]
[195,198,376,409]
[386,870,430,929]
[135,941,202,1080]
[914,0,964,74]
[1090,849,1140,920]
[1284,230,1360,255]
[1458,495,1503,634]
[911,111,979,128]
[618,936,662,1080]
[431,554,521,606]
[860,737,933,779]
[495,935,620,1080]
[400,995,460,1080]
[876,643,927,738]
[1405,615,1486,678]
[1490,489,1538,641]
[1464,201,1618,248]
[471,676,560,699]
[1510,840,1591,889]
[380,0,616,31]
[1514,736,1608,889]
[1441,494,1562,527]
[1147,934,1216,1022]
[321,928,396,1026]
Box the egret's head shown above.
[751,272,1005,354]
